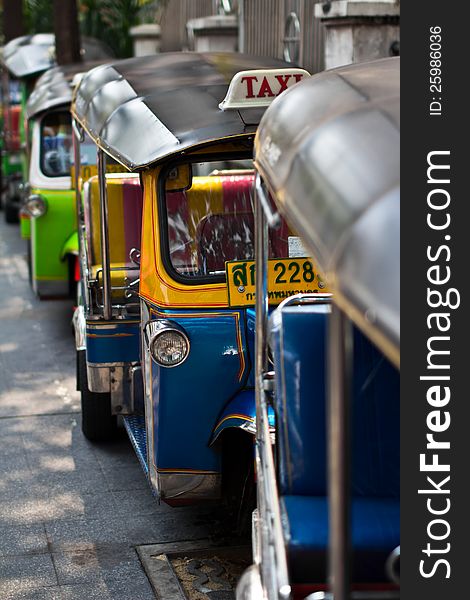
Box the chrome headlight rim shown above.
[145,320,190,368]
[24,194,47,218]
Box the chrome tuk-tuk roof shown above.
[25,62,106,120]
[256,58,400,366]
[71,52,290,171]
[1,34,113,79]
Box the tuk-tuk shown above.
[71,53,312,509]
[237,57,400,599]
[1,70,24,223]
[0,34,113,227]
[23,63,109,298]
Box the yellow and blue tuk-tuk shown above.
[72,53,314,505]
[71,53,311,512]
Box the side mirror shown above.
[165,163,192,192]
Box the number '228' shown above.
[274,260,315,284]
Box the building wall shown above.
[239,0,324,73]
[159,0,215,52]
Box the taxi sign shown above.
[226,257,328,307]
[219,68,310,111]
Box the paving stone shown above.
[101,465,150,492]
[2,587,61,600]
[0,554,57,596]
[111,489,162,517]
[2,489,118,525]
[0,523,49,557]
[52,545,147,586]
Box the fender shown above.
[60,231,79,260]
[210,388,275,445]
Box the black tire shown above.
[4,194,19,224]
[222,428,256,538]
[78,350,117,442]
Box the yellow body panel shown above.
[140,169,229,308]
[86,173,140,266]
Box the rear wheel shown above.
[222,429,256,537]
[77,350,117,442]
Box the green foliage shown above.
[24,0,54,33]
[80,0,163,58]
[21,0,165,58]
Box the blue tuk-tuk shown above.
[237,57,400,599]
[71,53,313,511]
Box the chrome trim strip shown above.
[254,176,290,600]
[87,361,130,367]
[141,300,160,495]
[328,306,353,600]
[307,593,400,600]
[159,471,221,501]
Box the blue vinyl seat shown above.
[269,304,400,584]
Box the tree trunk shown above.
[53,0,82,65]
[3,0,26,43]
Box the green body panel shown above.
[20,215,31,239]
[2,152,23,177]
[30,188,77,285]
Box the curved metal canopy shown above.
[71,52,290,171]
[25,61,108,120]
[256,57,400,366]
[1,34,113,79]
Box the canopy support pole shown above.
[97,148,112,320]
[328,305,352,600]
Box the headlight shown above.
[24,194,47,218]
[145,320,190,368]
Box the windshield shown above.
[162,158,291,283]
[40,113,98,177]
[40,111,72,177]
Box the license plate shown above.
[226,258,328,307]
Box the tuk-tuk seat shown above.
[166,173,291,275]
[167,174,257,274]
[270,307,400,584]
[197,212,255,273]
[5,105,21,151]
[271,309,399,497]
[282,495,400,583]
[84,174,143,299]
